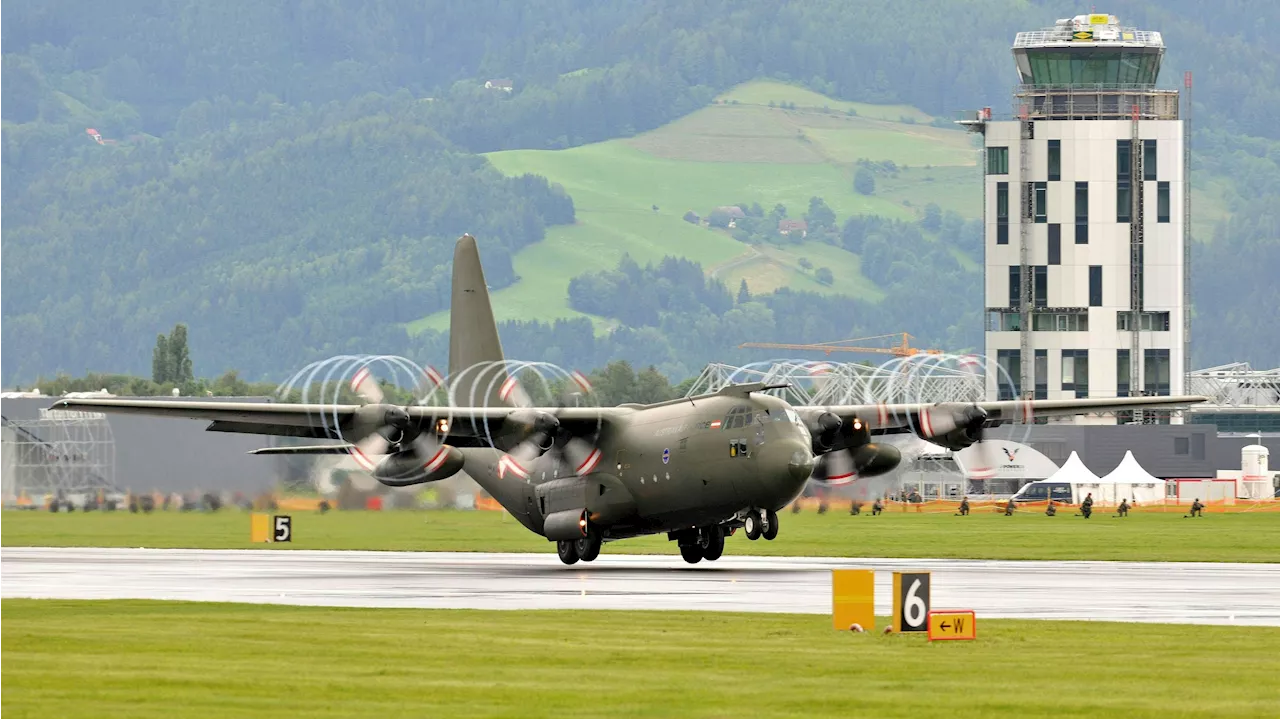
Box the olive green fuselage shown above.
[463,393,814,540]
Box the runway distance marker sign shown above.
[927,610,977,641]
[831,569,875,632]
[251,514,293,543]
[893,571,931,632]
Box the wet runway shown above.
[4,547,1278,626]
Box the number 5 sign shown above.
[893,571,931,632]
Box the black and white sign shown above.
[894,571,931,632]
[273,515,292,543]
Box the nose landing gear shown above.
[743,508,779,541]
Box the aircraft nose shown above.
[767,439,814,482]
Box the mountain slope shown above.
[410,81,976,331]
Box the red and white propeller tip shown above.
[349,366,385,405]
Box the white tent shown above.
[1095,450,1167,504]
[1010,452,1098,503]
[1046,451,1101,484]
[1013,451,1166,505]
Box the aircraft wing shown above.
[801,394,1208,437]
[46,397,620,446]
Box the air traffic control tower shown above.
[960,12,1188,422]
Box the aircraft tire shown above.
[556,539,580,565]
[743,512,762,540]
[762,510,779,541]
[575,532,602,562]
[679,544,703,564]
[702,526,725,561]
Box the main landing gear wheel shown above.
[762,509,779,541]
[701,526,725,561]
[679,543,703,564]
[743,512,762,540]
[575,532,602,562]
[556,539,580,565]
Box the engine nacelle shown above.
[498,409,559,451]
[809,411,870,454]
[542,508,589,541]
[850,443,902,477]
[912,404,986,451]
[373,445,465,487]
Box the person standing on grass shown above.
[1117,498,1130,518]
[1081,492,1094,519]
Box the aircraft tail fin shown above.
[448,234,507,407]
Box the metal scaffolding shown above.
[683,356,988,407]
[1188,363,1280,407]
[1,408,116,500]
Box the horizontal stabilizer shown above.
[248,444,354,455]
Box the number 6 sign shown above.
[893,572,931,632]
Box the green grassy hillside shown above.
[410,81,978,332]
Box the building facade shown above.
[967,13,1186,420]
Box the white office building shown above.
[962,12,1187,422]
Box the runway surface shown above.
[4,547,1279,626]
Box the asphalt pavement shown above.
[4,547,1278,625]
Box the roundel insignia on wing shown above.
[662,448,670,465]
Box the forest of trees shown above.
[3,0,1278,385]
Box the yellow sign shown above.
[1072,30,1094,41]
[251,513,270,542]
[927,610,977,641]
[832,569,875,632]
[251,514,293,543]
[1088,13,1110,25]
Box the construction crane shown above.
[738,333,945,357]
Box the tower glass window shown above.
[1143,139,1157,180]
[1144,349,1171,396]
[1075,181,1088,244]
[997,350,1021,400]
[1034,349,1048,400]
[1033,265,1047,307]
[1157,182,1170,223]
[1047,140,1061,181]
[1022,50,1162,85]
[996,182,1009,244]
[1034,182,1048,223]
[1061,349,1089,398]
[1117,181,1131,223]
[1089,266,1102,306]
[1117,349,1131,397]
[1117,140,1131,178]
[987,147,1009,175]
[1008,266,1021,307]
[1048,224,1061,265]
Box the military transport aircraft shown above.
[52,235,1207,564]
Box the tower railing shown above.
[1013,84,1178,121]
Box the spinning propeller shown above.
[495,369,603,480]
[343,362,456,486]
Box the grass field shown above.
[4,509,1276,563]
[4,600,1277,718]
[716,80,935,123]
[409,80,978,332]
